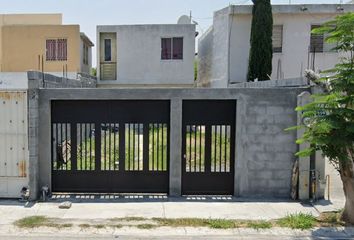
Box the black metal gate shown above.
[182,100,236,195]
[51,100,170,193]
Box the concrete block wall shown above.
[35,87,308,199]
[230,77,309,88]
[27,71,96,200]
[241,92,298,197]
[27,71,97,89]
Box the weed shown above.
[247,221,272,229]
[136,224,156,229]
[277,213,316,230]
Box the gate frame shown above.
[181,100,236,195]
[36,88,244,198]
[50,100,171,193]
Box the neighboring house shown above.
[97,19,196,87]
[198,4,354,88]
[0,14,93,78]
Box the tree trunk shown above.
[339,149,354,224]
[341,175,354,224]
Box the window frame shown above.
[272,25,283,53]
[310,24,337,53]
[83,44,89,65]
[104,38,112,62]
[45,38,68,61]
[161,37,184,61]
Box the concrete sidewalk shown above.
[0,196,349,239]
[0,195,344,225]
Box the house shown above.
[197,4,354,88]
[0,14,93,78]
[97,17,196,87]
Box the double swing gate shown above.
[51,99,236,195]
[51,100,170,193]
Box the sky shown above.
[0,0,347,67]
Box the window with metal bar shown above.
[52,123,71,170]
[211,125,231,173]
[310,25,324,53]
[46,39,67,61]
[76,123,95,171]
[101,123,120,171]
[125,123,143,171]
[185,125,205,172]
[149,123,168,171]
[273,25,283,53]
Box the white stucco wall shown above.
[198,4,354,88]
[229,12,342,83]
[0,72,28,89]
[97,24,195,86]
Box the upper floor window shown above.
[272,25,283,53]
[161,37,183,60]
[310,25,337,53]
[83,44,89,65]
[104,39,112,62]
[46,39,67,61]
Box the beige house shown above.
[0,14,93,77]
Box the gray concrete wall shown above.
[36,85,307,199]
[27,71,96,199]
[197,27,213,88]
[230,77,309,88]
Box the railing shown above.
[100,62,117,80]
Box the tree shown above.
[91,67,97,77]
[247,0,273,81]
[294,13,354,224]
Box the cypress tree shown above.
[247,0,273,81]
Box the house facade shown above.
[197,4,354,88]
[97,22,196,87]
[0,14,93,78]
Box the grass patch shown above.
[14,216,72,229]
[207,219,235,229]
[136,224,156,229]
[60,223,73,228]
[79,223,91,228]
[14,216,48,228]
[112,224,123,228]
[277,213,316,230]
[247,221,272,229]
[121,217,146,221]
[153,218,209,227]
[94,224,105,229]
[15,212,348,230]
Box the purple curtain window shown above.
[161,38,172,60]
[172,37,183,59]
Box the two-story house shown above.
[97,17,196,87]
[197,4,354,88]
[0,14,93,79]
